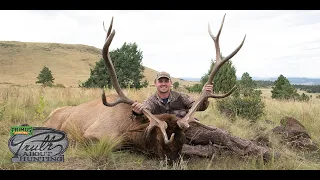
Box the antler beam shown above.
[177,14,246,130]
[101,17,174,144]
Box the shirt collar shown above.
[155,91,173,103]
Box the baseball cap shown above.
[155,71,171,80]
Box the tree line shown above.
[254,80,320,93]
[292,84,320,93]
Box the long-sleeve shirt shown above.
[140,90,209,118]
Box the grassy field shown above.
[0,84,320,170]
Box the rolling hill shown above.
[0,41,197,87]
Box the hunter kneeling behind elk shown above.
[132,71,213,122]
[44,15,275,162]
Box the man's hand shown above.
[132,101,144,115]
[202,83,214,93]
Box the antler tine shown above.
[101,17,174,144]
[143,111,175,145]
[208,13,225,70]
[207,13,246,84]
[101,89,132,106]
[103,17,113,39]
[177,14,246,130]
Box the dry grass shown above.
[0,84,320,170]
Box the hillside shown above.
[0,41,196,87]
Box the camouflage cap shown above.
[155,71,171,80]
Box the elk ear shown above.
[127,123,149,133]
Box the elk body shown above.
[44,94,186,160]
[44,14,246,161]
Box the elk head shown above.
[100,14,245,161]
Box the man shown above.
[132,71,213,117]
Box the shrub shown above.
[217,91,265,122]
[54,84,66,88]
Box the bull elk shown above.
[44,14,246,161]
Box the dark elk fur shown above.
[44,15,273,161]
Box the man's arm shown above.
[197,84,214,111]
[132,97,155,116]
[181,93,210,112]
[182,84,213,112]
[197,98,210,111]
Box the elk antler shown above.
[101,17,175,145]
[177,14,246,130]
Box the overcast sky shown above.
[1,10,319,78]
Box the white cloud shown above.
[1,10,319,78]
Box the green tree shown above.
[185,55,237,94]
[185,84,203,93]
[271,74,299,100]
[298,93,310,102]
[36,66,54,87]
[200,56,237,96]
[239,72,257,97]
[173,82,180,89]
[81,59,110,88]
[81,42,148,89]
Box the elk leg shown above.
[184,123,272,159]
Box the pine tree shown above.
[239,72,257,97]
[36,66,54,87]
[81,42,148,89]
[200,55,237,95]
[173,82,180,89]
[271,74,299,100]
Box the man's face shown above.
[155,77,172,93]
